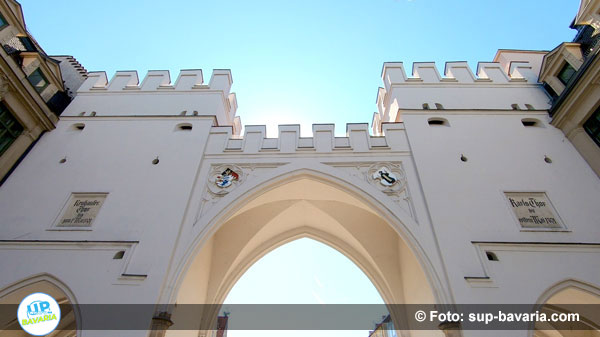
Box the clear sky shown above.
[17,1,581,336]
[222,238,387,337]
[20,0,577,136]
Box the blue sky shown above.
[224,238,384,304]
[20,0,577,137]
[222,238,387,337]
[18,1,580,336]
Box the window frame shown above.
[0,12,8,30]
[26,68,50,93]
[0,102,24,156]
[18,36,36,52]
[557,62,576,86]
[583,105,600,147]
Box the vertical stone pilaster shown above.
[438,321,462,337]
[148,312,173,337]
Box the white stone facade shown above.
[0,51,599,337]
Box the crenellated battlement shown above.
[78,69,233,94]
[205,123,409,154]
[381,60,539,89]
[62,69,239,133]
[374,51,551,132]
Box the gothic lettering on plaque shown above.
[505,192,562,229]
[57,193,107,227]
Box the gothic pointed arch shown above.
[532,279,600,337]
[159,165,450,337]
[161,164,451,309]
[0,273,81,336]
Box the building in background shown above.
[0,1,599,337]
[0,0,84,182]
[369,315,397,337]
[539,0,600,176]
[216,315,228,337]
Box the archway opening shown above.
[534,283,600,337]
[168,177,441,337]
[0,277,78,337]
[224,238,385,304]
[221,237,387,337]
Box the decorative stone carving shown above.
[324,161,417,222]
[207,164,245,196]
[196,162,287,220]
[369,164,403,188]
[367,162,405,191]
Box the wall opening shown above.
[220,238,387,337]
[168,176,442,337]
[486,251,499,261]
[522,118,542,127]
[71,123,85,131]
[176,123,193,131]
[428,117,449,127]
[534,282,600,336]
[0,276,79,335]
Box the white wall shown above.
[1,56,600,337]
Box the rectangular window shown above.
[27,68,49,93]
[18,36,36,52]
[0,12,8,30]
[557,62,576,85]
[0,102,23,155]
[543,82,558,100]
[583,106,600,147]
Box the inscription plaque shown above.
[57,193,107,227]
[505,192,562,229]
